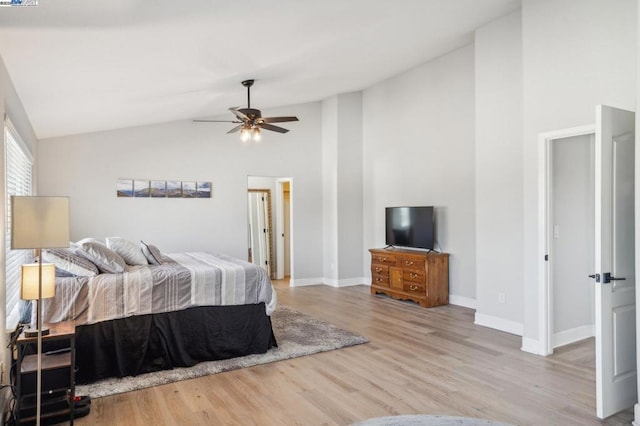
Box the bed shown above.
[38,242,277,384]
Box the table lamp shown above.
[20,263,56,337]
[11,196,69,426]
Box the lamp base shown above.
[24,327,49,338]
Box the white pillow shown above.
[106,237,148,266]
[140,241,163,265]
[76,241,126,273]
[75,237,106,248]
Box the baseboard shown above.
[322,277,367,287]
[293,277,366,288]
[289,278,324,287]
[336,277,366,288]
[520,337,542,355]
[448,295,476,309]
[633,403,640,426]
[474,312,523,336]
[552,324,594,348]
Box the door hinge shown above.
[544,254,548,261]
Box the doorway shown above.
[247,176,293,283]
[539,124,596,355]
[550,133,595,349]
[247,189,273,277]
[538,105,637,419]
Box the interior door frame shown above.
[538,123,596,356]
[248,188,274,278]
[275,178,293,281]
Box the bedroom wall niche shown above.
[248,176,292,283]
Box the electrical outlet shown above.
[498,292,506,304]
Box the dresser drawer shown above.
[398,256,425,270]
[403,282,426,294]
[372,274,390,287]
[403,269,425,283]
[371,265,389,276]
[372,253,397,266]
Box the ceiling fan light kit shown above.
[195,79,299,142]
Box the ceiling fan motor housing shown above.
[238,108,262,120]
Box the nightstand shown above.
[15,322,75,425]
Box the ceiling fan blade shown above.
[227,124,244,134]
[259,116,299,124]
[229,108,249,121]
[193,119,241,123]
[260,123,289,134]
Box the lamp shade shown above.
[11,196,70,249]
[21,263,56,300]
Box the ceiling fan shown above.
[194,79,299,142]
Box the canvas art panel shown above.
[134,180,150,197]
[182,181,196,198]
[197,182,211,198]
[117,179,133,197]
[150,181,166,198]
[166,181,182,198]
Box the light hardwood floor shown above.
[76,282,634,425]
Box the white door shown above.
[594,104,636,418]
[248,191,271,276]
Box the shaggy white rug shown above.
[76,305,368,399]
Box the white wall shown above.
[322,97,339,282]
[336,93,363,281]
[522,0,637,346]
[37,102,324,280]
[322,92,365,286]
[362,44,476,300]
[474,11,524,329]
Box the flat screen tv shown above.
[385,206,434,250]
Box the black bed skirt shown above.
[74,303,277,384]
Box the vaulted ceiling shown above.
[0,0,520,138]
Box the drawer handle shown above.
[409,273,418,279]
[380,258,387,262]
[376,278,383,282]
[409,285,419,291]
[405,261,414,266]
[375,267,383,273]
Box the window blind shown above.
[5,119,33,328]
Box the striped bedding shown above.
[41,252,276,326]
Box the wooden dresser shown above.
[369,248,449,308]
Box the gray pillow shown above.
[76,241,126,273]
[106,237,148,266]
[140,241,163,265]
[43,248,99,277]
